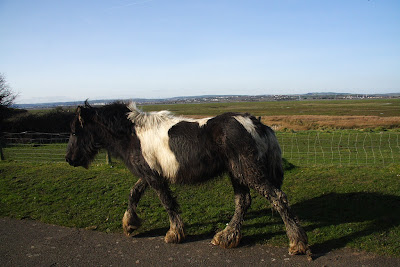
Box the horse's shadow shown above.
[243,192,400,256]
[133,192,400,256]
[133,219,228,243]
[291,192,400,255]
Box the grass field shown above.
[141,99,400,117]
[22,98,400,119]
[141,99,400,131]
[1,161,399,256]
[2,99,400,256]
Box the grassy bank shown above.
[1,161,399,256]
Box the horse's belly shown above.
[173,155,224,184]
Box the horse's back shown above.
[164,112,283,188]
[168,120,224,183]
[167,112,262,183]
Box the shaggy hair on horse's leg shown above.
[149,179,185,243]
[252,184,311,256]
[211,176,251,248]
[123,179,148,236]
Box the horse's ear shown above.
[84,99,91,108]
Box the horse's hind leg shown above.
[252,183,310,255]
[212,176,251,248]
[123,178,148,236]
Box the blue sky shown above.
[0,0,399,104]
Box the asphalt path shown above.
[1,217,399,266]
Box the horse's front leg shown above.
[212,177,251,248]
[150,179,185,244]
[123,178,148,236]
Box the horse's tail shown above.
[258,121,284,189]
[231,114,284,189]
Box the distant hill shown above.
[14,93,400,110]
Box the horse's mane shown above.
[127,102,179,129]
[87,102,133,136]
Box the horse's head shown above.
[65,102,101,168]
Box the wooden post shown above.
[106,150,112,165]
[0,136,4,161]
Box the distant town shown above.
[16,92,400,110]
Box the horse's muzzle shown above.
[66,156,89,169]
[65,156,79,167]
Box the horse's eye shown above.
[72,133,76,136]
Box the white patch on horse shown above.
[127,102,210,128]
[127,103,210,181]
[233,116,268,159]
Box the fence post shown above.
[106,150,112,165]
[0,136,4,161]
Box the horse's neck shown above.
[97,120,131,160]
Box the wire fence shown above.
[277,131,400,166]
[1,131,399,166]
[0,132,108,164]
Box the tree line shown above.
[1,73,74,133]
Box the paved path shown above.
[1,217,399,266]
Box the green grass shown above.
[3,143,108,163]
[1,161,399,256]
[140,99,400,117]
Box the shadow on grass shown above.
[292,192,400,255]
[130,192,400,256]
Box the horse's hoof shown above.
[164,226,185,244]
[122,210,141,236]
[288,240,311,256]
[211,226,242,248]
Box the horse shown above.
[65,101,310,256]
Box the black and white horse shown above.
[65,101,309,255]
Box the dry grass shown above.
[187,115,400,131]
[260,115,400,131]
